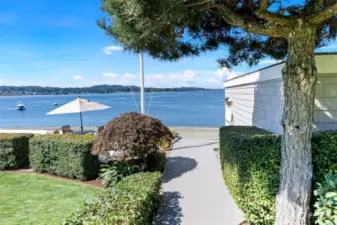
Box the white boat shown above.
[16,102,25,110]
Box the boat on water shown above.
[16,102,25,110]
[53,103,58,106]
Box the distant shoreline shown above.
[0,85,219,97]
[0,89,222,98]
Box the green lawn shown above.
[0,172,104,225]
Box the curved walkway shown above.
[154,128,244,225]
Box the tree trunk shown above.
[275,26,317,225]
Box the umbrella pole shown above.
[80,112,83,134]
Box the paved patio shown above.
[154,128,244,225]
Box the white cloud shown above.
[122,73,136,80]
[151,74,165,80]
[103,46,123,55]
[259,59,280,65]
[73,75,83,80]
[169,70,196,82]
[103,73,119,78]
[100,72,137,86]
[182,69,196,80]
[207,78,219,83]
[214,68,241,82]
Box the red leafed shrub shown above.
[92,112,172,163]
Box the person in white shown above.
[225,97,234,126]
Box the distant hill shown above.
[0,85,209,96]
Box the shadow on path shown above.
[154,191,183,225]
[171,142,218,151]
[162,156,197,183]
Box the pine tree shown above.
[98,1,337,224]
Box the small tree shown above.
[98,1,337,224]
[92,112,172,163]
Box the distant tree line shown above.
[0,85,209,96]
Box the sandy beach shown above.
[0,126,220,137]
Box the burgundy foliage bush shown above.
[92,112,172,163]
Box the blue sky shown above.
[0,0,336,89]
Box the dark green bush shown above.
[0,133,33,170]
[313,173,337,225]
[63,172,162,225]
[219,126,337,225]
[220,126,279,225]
[312,131,337,181]
[29,134,99,180]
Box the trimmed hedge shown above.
[219,126,337,225]
[29,134,99,180]
[63,172,162,225]
[0,133,33,170]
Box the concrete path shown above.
[154,128,245,225]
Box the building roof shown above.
[224,52,337,84]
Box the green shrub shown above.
[29,134,99,180]
[99,163,144,188]
[219,126,337,225]
[312,131,337,181]
[63,172,162,225]
[314,173,337,225]
[0,133,33,170]
[99,151,165,188]
[219,126,279,225]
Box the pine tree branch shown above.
[185,0,211,8]
[216,3,289,38]
[186,0,289,37]
[312,0,324,13]
[255,0,293,25]
[308,3,337,25]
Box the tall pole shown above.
[140,51,145,114]
[79,112,84,134]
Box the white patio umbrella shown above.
[47,97,111,134]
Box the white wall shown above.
[314,75,337,131]
[225,79,284,133]
[224,55,337,133]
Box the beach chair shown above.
[97,126,104,134]
[62,125,73,134]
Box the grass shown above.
[0,172,104,225]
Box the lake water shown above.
[0,90,224,128]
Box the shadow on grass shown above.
[154,191,183,225]
[162,156,197,183]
